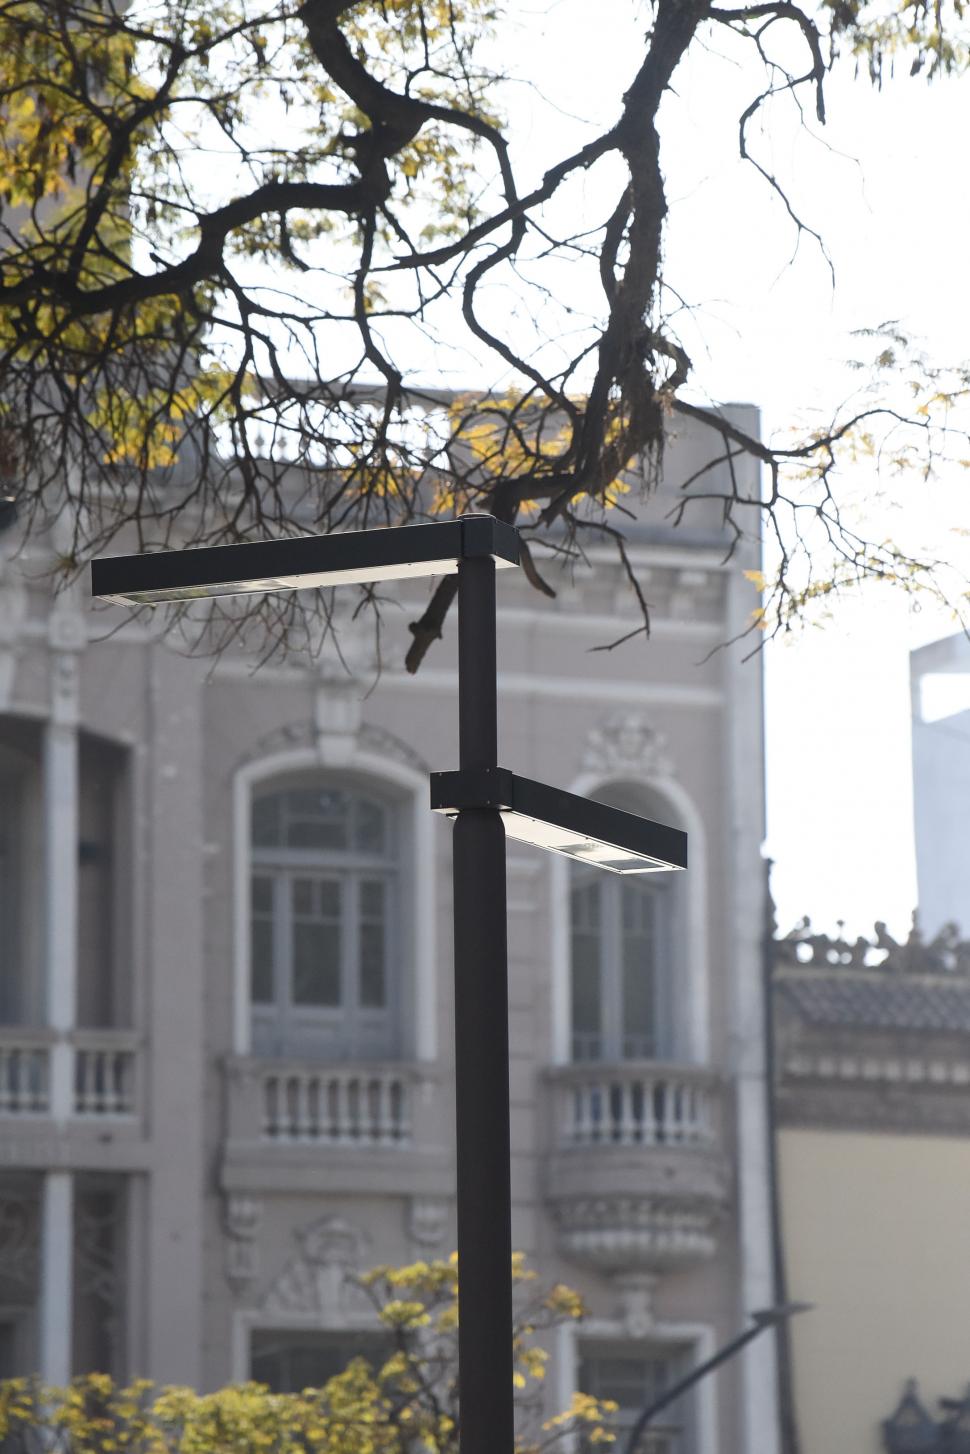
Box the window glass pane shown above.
[284,789,348,851]
[360,879,384,919]
[252,875,273,914]
[287,817,345,851]
[355,798,386,854]
[579,1347,682,1452]
[622,882,656,1059]
[319,880,341,917]
[0,774,22,1024]
[252,796,281,847]
[251,1331,389,1394]
[251,920,274,1003]
[293,922,341,1005]
[292,877,314,915]
[359,880,386,1008]
[571,882,602,1061]
[291,872,342,1006]
[251,875,275,1003]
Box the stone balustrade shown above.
[542,1061,729,1274]
[221,1057,452,1199]
[73,1031,140,1116]
[225,1058,419,1146]
[261,1062,411,1144]
[549,1061,717,1150]
[0,1030,52,1114]
[0,1028,139,1118]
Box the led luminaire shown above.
[430,768,687,875]
[91,517,519,606]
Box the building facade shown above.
[0,407,777,1454]
[773,918,970,1453]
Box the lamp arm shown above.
[622,1322,766,1454]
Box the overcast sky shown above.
[508,0,970,937]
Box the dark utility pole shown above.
[452,541,514,1454]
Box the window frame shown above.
[577,1338,694,1454]
[569,866,673,1063]
[249,777,402,1062]
[249,1326,392,1393]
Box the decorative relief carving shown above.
[313,617,378,760]
[613,1272,657,1337]
[581,713,674,784]
[357,723,428,776]
[236,719,427,779]
[550,1196,720,1273]
[775,912,970,976]
[261,1215,372,1323]
[407,1198,449,1249]
[224,1195,263,1296]
[47,586,86,727]
[48,600,87,655]
[314,687,362,763]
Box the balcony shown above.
[73,1030,140,1116]
[221,1056,452,1198]
[0,1027,145,1170]
[0,1029,52,1115]
[542,1062,730,1273]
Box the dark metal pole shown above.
[453,546,514,1454]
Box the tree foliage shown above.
[0,0,968,665]
[0,1257,618,1454]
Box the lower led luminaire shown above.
[430,768,687,875]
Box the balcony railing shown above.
[227,1058,418,1146]
[0,1031,51,1114]
[262,1064,411,1144]
[548,1062,718,1150]
[73,1031,139,1116]
[0,1028,140,1118]
[543,1062,728,1274]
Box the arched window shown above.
[570,870,671,1061]
[569,782,681,1064]
[249,779,400,1061]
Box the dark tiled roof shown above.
[777,973,970,1033]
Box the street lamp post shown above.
[92,515,687,1454]
[452,544,513,1454]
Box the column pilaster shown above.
[40,591,86,1385]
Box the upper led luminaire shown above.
[91,516,520,606]
[430,768,687,875]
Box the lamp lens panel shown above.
[500,810,680,874]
